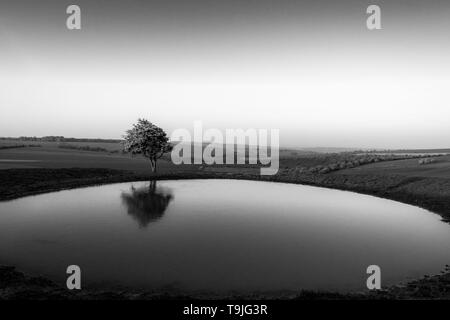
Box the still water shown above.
[0,179,449,293]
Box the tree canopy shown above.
[123,119,172,172]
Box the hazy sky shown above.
[1,0,450,148]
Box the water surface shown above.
[0,179,449,293]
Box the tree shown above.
[123,119,173,173]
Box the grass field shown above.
[2,140,448,174]
[0,143,196,173]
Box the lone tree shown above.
[123,119,173,173]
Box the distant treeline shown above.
[58,143,122,153]
[0,144,41,150]
[0,136,123,143]
[289,153,445,175]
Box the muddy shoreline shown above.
[2,264,450,300]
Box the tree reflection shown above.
[121,180,173,227]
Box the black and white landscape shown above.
[1,0,450,301]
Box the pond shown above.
[0,179,449,293]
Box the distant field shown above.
[334,155,450,178]
[0,140,362,171]
[0,139,123,151]
[0,143,196,173]
[2,139,450,179]
[0,140,313,172]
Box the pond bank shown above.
[2,264,450,300]
[1,167,450,299]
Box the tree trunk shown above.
[150,158,157,173]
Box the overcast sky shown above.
[1,0,450,148]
